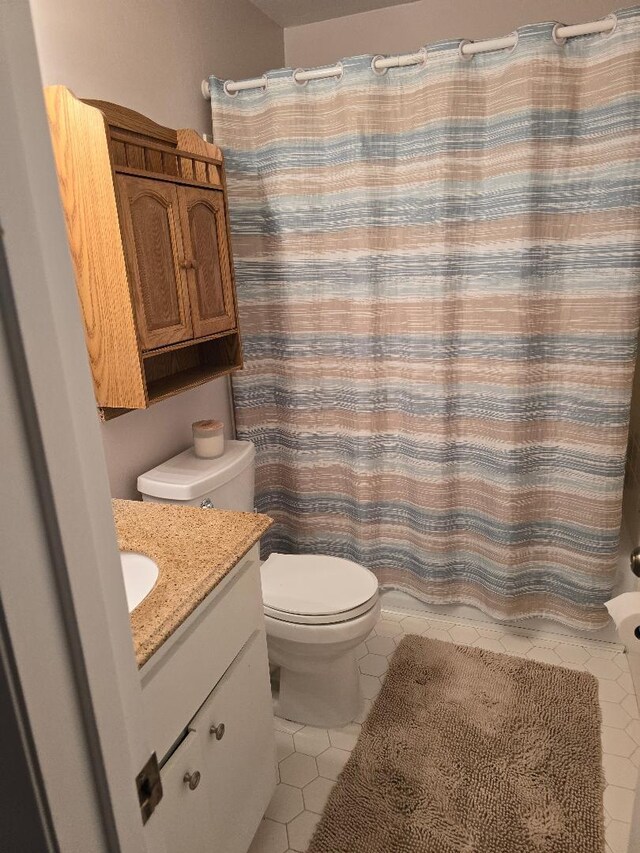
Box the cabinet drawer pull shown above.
[183,770,201,790]
[210,722,225,741]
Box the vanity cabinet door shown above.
[177,186,237,338]
[117,175,194,351]
[159,731,213,853]
[189,630,277,853]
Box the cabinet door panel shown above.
[117,175,193,350]
[159,731,213,853]
[140,557,263,762]
[189,631,277,853]
[178,186,237,337]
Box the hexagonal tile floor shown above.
[248,609,638,853]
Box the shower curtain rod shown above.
[201,13,617,98]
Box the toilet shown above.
[138,440,380,728]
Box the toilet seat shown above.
[261,553,379,625]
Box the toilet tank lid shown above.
[137,440,255,501]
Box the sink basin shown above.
[120,552,159,612]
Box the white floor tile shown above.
[275,730,294,762]
[606,819,631,853]
[614,653,630,672]
[604,785,635,823]
[256,607,638,853]
[358,653,389,677]
[448,625,480,646]
[602,726,637,758]
[328,722,361,752]
[602,753,638,791]
[600,701,633,730]
[587,657,625,680]
[425,627,452,642]
[316,747,350,781]
[366,635,396,656]
[472,637,505,654]
[400,616,432,634]
[499,634,533,655]
[555,644,590,665]
[292,726,330,757]
[621,693,639,719]
[380,609,406,622]
[265,784,304,824]
[588,646,620,660]
[600,680,628,704]
[279,752,318,788]
[248,819,289,853]
[617,673,634,694]
[286,810,321,852]
[526,647,562,666]
[375,619,403,637]
[303,776,335,814]
[626,718,640,747]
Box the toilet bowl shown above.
[261,553,380,728]
[137,441,381,728]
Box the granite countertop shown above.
[112,499,272,668]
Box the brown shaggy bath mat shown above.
[308,635,604,853]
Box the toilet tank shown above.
[137,440,256,511]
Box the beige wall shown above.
[285,0,617,67]
[30,0,284,499]
[31,0,284,134]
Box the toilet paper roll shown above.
[605,592,640,650]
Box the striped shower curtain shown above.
[210,7,640,629]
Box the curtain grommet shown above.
[292,68,308,87]
[601,13,618,39]
[371,55,388,75]
[552,23,567,46]
[458,39,474,61]
[223,80,239,97]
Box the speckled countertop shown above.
[112,500,272,668]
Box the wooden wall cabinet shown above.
[45,86,243,418]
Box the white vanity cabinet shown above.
[140,553,276,853]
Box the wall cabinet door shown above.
[159,731,213,853]
[117,175,193,351]
[189,631,277,853]
[178,186,237,338]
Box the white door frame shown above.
[0,2,166,850]
[2,0,640,850]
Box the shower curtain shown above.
[210,8,640,628]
